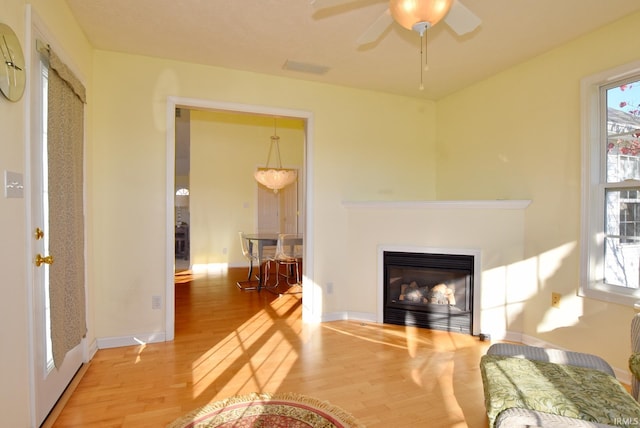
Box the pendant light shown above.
[254,119,297,193]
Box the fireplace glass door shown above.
[383,252,474,334]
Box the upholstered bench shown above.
[480,343,640,427]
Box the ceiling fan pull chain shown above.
[424,30,429,72]
[419,31,425,91]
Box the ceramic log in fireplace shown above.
[383,251,474,334]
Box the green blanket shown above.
[481,354,640,427]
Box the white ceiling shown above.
[64,0,640,100]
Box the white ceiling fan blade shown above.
[443,0,481,35]
[356,8,393,45]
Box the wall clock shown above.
[0,22,26,102]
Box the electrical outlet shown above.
[152,295,162,310]
[326,282,333,294]
[551,292,561,308]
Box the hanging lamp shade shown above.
[254,129,297,193]
[254,166,297,193]
[389,0,453,32]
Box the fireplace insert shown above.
[383,251,474,334]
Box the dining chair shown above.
[273,233,302,288]
[236,231,265,291]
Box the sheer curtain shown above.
[45,47,87,369]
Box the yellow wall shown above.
[436,11,640,368]
[0,2,30,424]
[90,49,436,339]
[189,110,304,267]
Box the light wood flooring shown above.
[49,267,492,427]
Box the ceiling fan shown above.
[310,0,481,45]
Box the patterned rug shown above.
[167,392,365,428]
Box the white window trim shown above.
[580,59,640,307]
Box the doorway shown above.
[174,107,190,272]
[173,109,302,268]
[165,98,315,341]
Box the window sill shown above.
[579,284,640,308]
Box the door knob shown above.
[35,254,54,267]
[34,227,44,240]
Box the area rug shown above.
[167,392,365,428]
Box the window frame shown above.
[580,60,640,307]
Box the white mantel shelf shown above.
[342,200,532,210]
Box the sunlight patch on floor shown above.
[190,295,302,398]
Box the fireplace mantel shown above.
[337,198,531,339]
[342,200,531,210]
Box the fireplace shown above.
[383,250,475,334]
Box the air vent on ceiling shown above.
[283,60,330,75]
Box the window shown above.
[617,191,640,245]
[581,61,640,305]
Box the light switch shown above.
[4,170,24,198]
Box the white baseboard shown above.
[85,338,98,362]
[321,311,377,323]
[96,332,167,349]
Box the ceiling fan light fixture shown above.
[389,0,453,32]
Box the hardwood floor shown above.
[50,267,491,427]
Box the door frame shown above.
[164,97,316,340]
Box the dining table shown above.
[244,233,303,289]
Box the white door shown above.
[257,185,280,233]
[30,31,84,426]
[281,181,299,234]
[257,179,298,233]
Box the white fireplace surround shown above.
[334,199,531,340]
[377,245,481,335]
